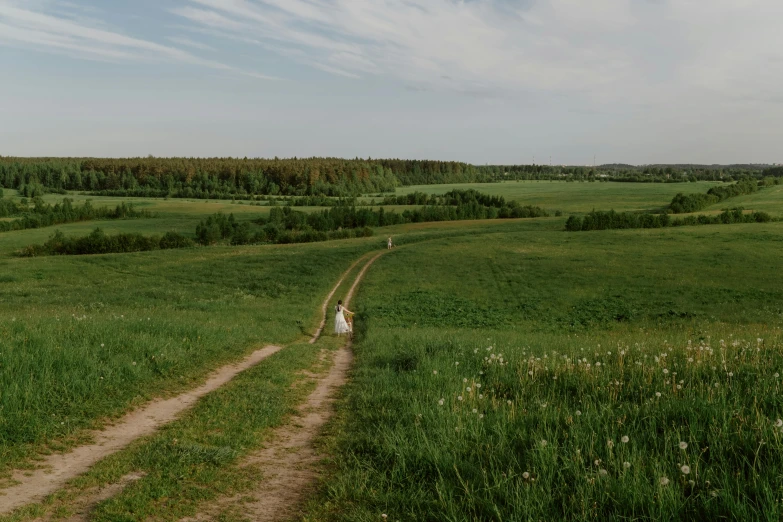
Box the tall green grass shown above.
[307,223,783,521]
[0,239,377,475]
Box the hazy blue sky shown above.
[1,0,781,165]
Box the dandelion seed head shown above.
[438,399,444,406]
[621,436,629,444]
[623,461,631,469]
[522,472,530,479]
[599,469,608,476]
[679,441,688,450]
[575,410,582,416]
[681,465,691,475]
[660,477,670,486]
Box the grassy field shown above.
[305,221,783,521]
[0,190,423,255]
[703,182,783,217]
[0,238,384,477]
[1,181,783,520]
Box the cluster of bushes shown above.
[19,228,192,256]
[261,191,547,234]
[566,207,773,231]
[380,189,510,208]
[669,179,759,213]
[194,211,375,246]
[0,198,153,232]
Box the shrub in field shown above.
[0,197,153,232]
[19,228,193,256]
[669,179,759,213]
[566,208,773,231]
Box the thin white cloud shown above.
[0,0,280,78]
[167,35,216,52]
[167,0,783,103]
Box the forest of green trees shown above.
[2,157,781,200]
[0,157,485,198]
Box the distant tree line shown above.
[565,208,773,232]
[476,164,783,183]
[19,228,193,257]
[0,157,488,198]
[0,197,153,233]
[4,157,783,202]
[669,179,760,213]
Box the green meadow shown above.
[1,180,783,520]
[307,221,783,521]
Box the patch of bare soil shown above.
[0,346,283,515]
[31,472,146,522]
[180,346,353,522]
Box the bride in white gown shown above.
[334,300,353,336]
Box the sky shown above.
[0,0,781,165]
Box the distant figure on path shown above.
[387,237,393,249]
[335,300,353,336]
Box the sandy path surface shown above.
[0,252,377,515]
[0,345,283,515]
[181,251,385,522]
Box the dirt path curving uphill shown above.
[181,251,385,522]
[0,252,379,516]
[309,253,370,344]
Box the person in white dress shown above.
[387,237,393,249]
[334,300,353,336]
